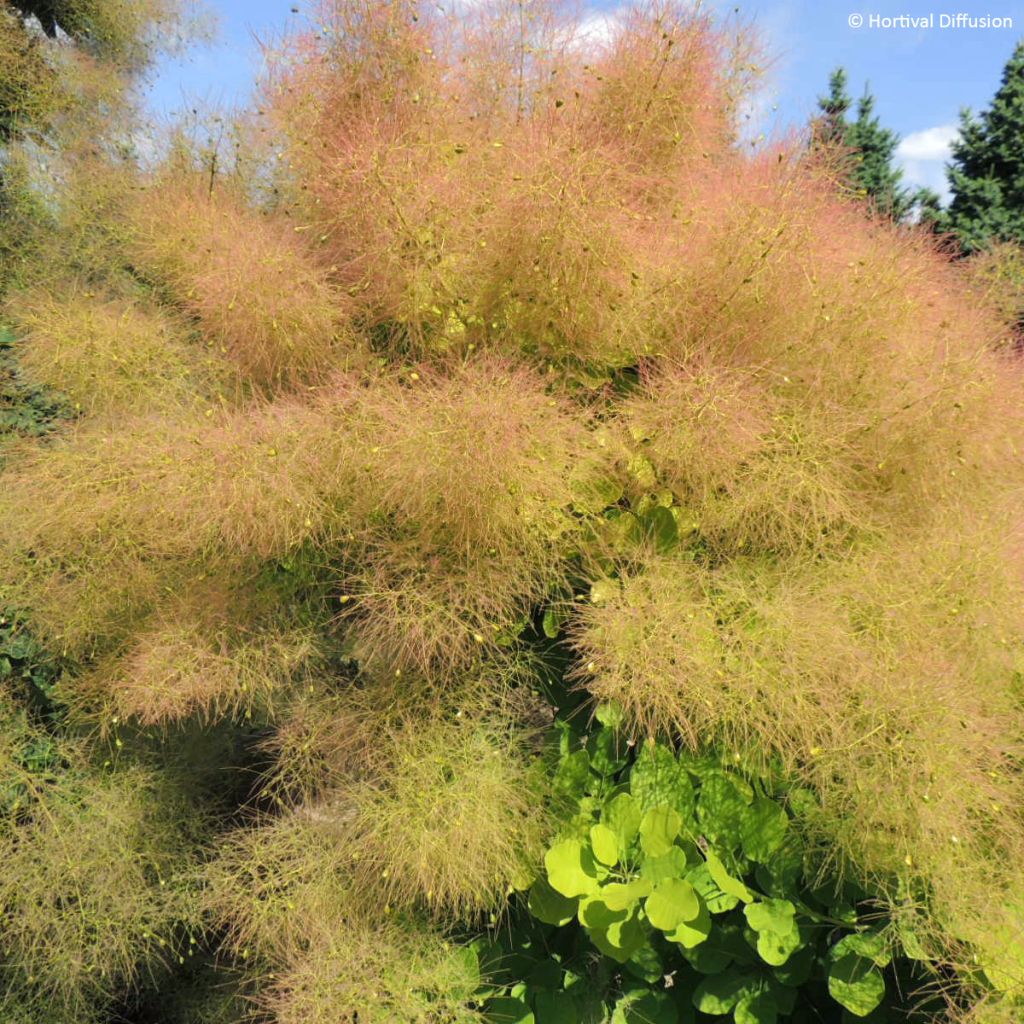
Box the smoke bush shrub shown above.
[1,1,1024,1021]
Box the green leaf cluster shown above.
[486,728,927,1023]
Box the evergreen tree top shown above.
[945,40,1024,253]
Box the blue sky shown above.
[146,1,1023,201]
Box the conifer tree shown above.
[944,41,1024,253]
[813,66,924,221]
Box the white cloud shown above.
[894,124,958,203]
[574,11,622,49]
[896,124,958,162]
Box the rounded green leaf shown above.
[831,930,891,968]
[613,990,678,1024]
[698,774,752,847]
[590,823,620,866]
[667,900,712,948]
[704,850,754,903]
[744,900,801,966]
[601,879,652,912]
[605,792,642,849]
[645,878,700,932]
[642,504,679,553]
[744,899,796,936]
[528,876,578,926]
[741,797,789,863]
[640,805,682,857]
[542,606,565,639]
[687,862,740,914]
[640,846,692,885]
[588,728,627,776]
[692,971,757,1015]
[579,892,629,930]
[545,839,601,898]
[828,955,886,1017]
[734,991,778,1024]
[630,744,695,817]
[589,909,650,963]
[595,701,625,728]
[553,750,591,799]
[754,926,802,967]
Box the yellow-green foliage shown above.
[128,180,364,392]
[3,1,1024,1020]
[72,574,335,726]
[0,762,202,1020]
[336,359,599,676]
[967,241,1024,332]
[40,0,182,68]
[0,6,61,139]
[323,706,550,918]
[8,287,234,417]
[262,921,482,1024]
[206,815,483,1023]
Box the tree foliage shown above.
[811,66,926,221]
[944,41,1024,253]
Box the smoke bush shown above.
[1,1,1023,1021]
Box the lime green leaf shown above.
[645,878,701,931]
[588,728,627,776]
[613,989,678,1024]
[595,701,625,728]
[830,930,891,968]
[641,504,678,553]
[667,900,712,948]
[579,893,629,930]
[744,899,796,936]
[542,606,565,639]
[692,971,756,1014]
[545,839,601,898]
[534,990,578,1024]
[591,823,620,866]
[630,743,695,818]
[741,797,789,863]
[705,850,754,903]
[601,879,652,912]
[743,899,801,967]
[589,910,649,963]
[528,877,578,926]
[734,991,778,1024]
[640,805,682,857]
[641,846,692,885]
[687,862,739,914]
[605,792,642,849]
[828,955,886,1017]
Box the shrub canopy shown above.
[1,2,1024,1022]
